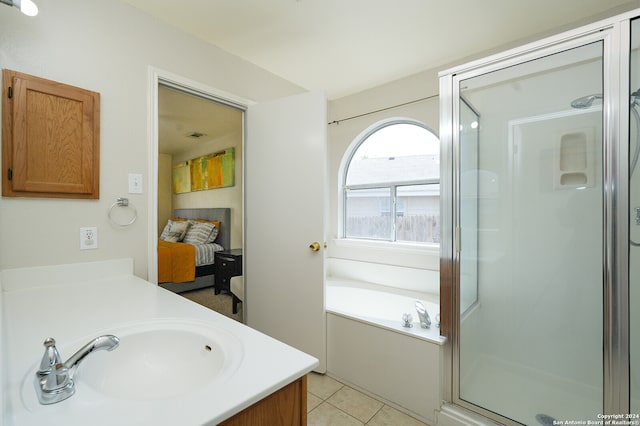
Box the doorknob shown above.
[309,241,321,252]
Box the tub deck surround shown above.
[326,278,445,344]
[0,259,318,426]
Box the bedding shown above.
[194,242,225,266]
[157,209,229,286]
[158,240,196,283]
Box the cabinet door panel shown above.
[2,69,100,199]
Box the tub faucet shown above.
[415,301,431,329]
[35,335,120,405]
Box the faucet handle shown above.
[415,301,432,329]
[43,363,71,392]
[37,337,63,376]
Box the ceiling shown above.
[122,0,637,100]
[158,85,242,155]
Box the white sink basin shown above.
[23,319,244,404]
[77,319,244,400]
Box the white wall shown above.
[158,153,173,236]
[0,0,303,277]
[327,68,441,274]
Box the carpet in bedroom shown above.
[180,288,243,323]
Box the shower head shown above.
[570,94,602,109]
[570,90,640,108]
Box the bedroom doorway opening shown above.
[150,70,249,321]
[156,84,243,248]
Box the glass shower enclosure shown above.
[440,10,637,425]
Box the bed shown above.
[158,208,231,293]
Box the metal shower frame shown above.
[438,9,635,424]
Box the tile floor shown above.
[306,373,428,426]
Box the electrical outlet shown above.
[80,227,98,250]
[128,173,143,194]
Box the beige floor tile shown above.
[307,402,364,426]
[367,405,428,426]
[326,386,383,423]
[307,391,323,413]
[307,373,343,400]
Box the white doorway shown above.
[147,68,250,285]
[147,68,327,371]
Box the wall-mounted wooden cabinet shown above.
[2,69,100,199]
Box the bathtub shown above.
[326,279,442,343]
[325,278,445,424]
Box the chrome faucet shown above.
[415,301,431,329]
[35,335,120,404]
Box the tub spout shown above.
[415,301,431,329]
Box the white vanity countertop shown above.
[0,259,318,426]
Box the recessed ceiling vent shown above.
[187,131,207,139]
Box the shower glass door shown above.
[457,41,604,424]
[459,98,479,315]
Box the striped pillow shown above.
[206,222,219,243]
[191,220,219,243]
[184,221,217,245]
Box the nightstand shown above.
[214,249,243,295]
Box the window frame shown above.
[338,117,440,249]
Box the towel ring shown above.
[108,197,137,227]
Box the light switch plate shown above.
[128,173,143,194]
[80,227,98,250]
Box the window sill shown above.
[334,238,440,255]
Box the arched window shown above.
[340,119,440,244]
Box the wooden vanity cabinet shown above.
[219,375,307,426]
[2,69,100,199]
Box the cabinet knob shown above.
[309,241,321,252]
